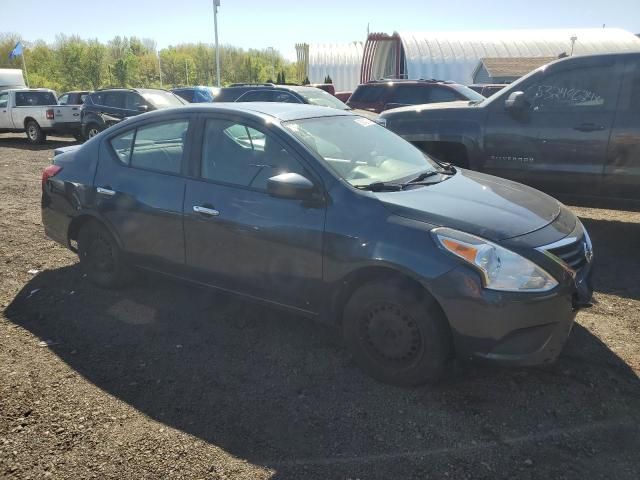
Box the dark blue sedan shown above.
[41,103,593,385]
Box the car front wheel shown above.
[77,220,131,288]
[343,279,451,386]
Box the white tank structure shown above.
[296,42,364,92]
[363,28,640,85]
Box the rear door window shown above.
[389,85,432,105]
[237,90,275,102]
[109,119,189,174]
[349,85,385,103]
[428,87,460,103]
[103,91,125,109]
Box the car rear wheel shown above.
[343,279,451,386]
[85,123,102,139]
[77,220,132,288]
[25,120,46,144]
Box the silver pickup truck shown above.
[0,88,82,144]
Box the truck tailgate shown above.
[52,105,81,125]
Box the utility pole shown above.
[158,51,163,87]
[570,35,577,56]
[213,0,221,86]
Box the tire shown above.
[343,279,451,386]
[77,220,132,288]
[85,123,102,140]
[25,120,46,144]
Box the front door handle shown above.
[574,123,605,132]
[96,187,116,196]
[193,205,220,216]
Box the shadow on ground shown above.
[4,261,640,479]
[0,135,76,151]
[579,216,640,301]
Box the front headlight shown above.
[432,227,558,292]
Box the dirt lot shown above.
[1,133,639,480]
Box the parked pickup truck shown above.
[0,88,82,143]
[380,52,640,201]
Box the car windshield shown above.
[297,88,350,110]
[450,84,486,102]
[140,90,186,108]
[284,115,438,186]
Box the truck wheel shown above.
[25,120,46,144]
[85,123,102,139]
[342,279,451,386]
[77,220,132,288]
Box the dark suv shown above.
[213,83,350,110]
[81,88,185,139]
[347,79,486,113]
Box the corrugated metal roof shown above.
[398,28,640,84]
[305,42,364,92]
[476,57,557,79]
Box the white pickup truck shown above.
[0,88,83,144]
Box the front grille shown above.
[546,239,588,271]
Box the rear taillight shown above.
[46,108,54,120]
[42,165,62,191]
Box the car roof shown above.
[137,102,354,122]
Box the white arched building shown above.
[297,28,640,91]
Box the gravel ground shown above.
[1,133,639,480]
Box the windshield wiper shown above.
[354,182,403,192]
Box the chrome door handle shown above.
[97,187,116,196]
[193,205,220,216]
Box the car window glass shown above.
[104,92,125,109]
[109,130,135,164]
[90,92,103,105]
[125,93,146,111]
[237,90,274,102]
[273,91,301,103]
[349,85,385,103]
[428,87,459,103]
[390,85,431,105]
[523,65,616,112]
[58,94,68,105]
[79,94,88,104]
[129,120,188,174]
[0,93,8,108]
[175,89,195,102]
[14,91,57,106]
[620,64,640,111]
[201,118,305,189]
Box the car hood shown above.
[375,169,561,241]
[381,100,480,116]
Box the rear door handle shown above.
[96,187,116,196]
[574,123,605,132]
[193,205,220,216]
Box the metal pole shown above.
[213,0,221,86]
[158,51,163,87]
[21,52,29,88]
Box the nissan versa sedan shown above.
[41,103,594,386]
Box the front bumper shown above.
[429,254,593,366]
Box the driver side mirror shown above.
[504,91,527,112]
[267,172,315,200]
[137,104,149,112]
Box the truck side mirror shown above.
[505,91,527,112]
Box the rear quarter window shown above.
[15,91,57,106]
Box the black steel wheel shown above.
[77,220,131,288]
[343,279,451,386]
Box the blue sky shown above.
[8,0,640,60]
